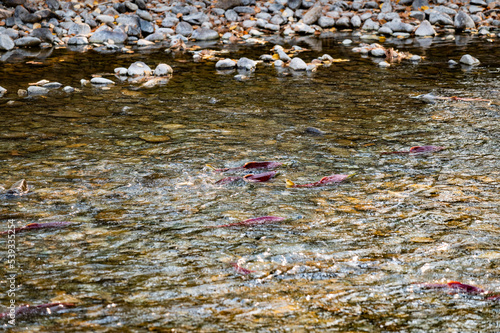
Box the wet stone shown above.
[90,77,115,85]
[89,28,127,44]
[154,63,173,76]
[27,86,49,95]
[15,37,41,47]
[289,57,307,70]
[370,48,386,57]
[362,19,380,31]
[68,36,88,45]
[128,61,152,76]
[0,86,6,97]
[237,57,256,70]
[459,54,480,66]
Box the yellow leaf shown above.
[420,5,429,10]
[272,53,279,60]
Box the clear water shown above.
[1,34,499,331]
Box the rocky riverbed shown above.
[0,0,498,52]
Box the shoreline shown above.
[0,0,498,52]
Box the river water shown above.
[1,34,499,331]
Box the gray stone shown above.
[145,32,167,42]
[302,4,322,25]
[27,86,49,95]
[96,15,115,24]
[351,15,361,28]
[318,16,335,28]
[364,1,378,8]
[260,54,274,61]
[378,26,393,35]
[191,28,219,40]
[342,39,352,45]
[171,5,191,15]
[90,77,115,85]
[0,34,15,51]
[237,57,256,70]
[136,39,154,46]
[15,37,41,47]
[154,63,173,76]
[114,67,128,75]
[134,0,147,10]
[384,20,414,33]
[435,5,457,16]
[161,16,179,28]
[409,55,422,61]
[336,16,351,29]
[380,1,392,13]
[271,14,285,25]
[370,48,386,57]
[233,6,255,14]
[225,9,239,21]
[277,49,291,61]
[176,22,193,36]
[128,61,152,76]
[410,11,426,21]
[0,86,6,97]
[459,54,480,66]
[139,19,154,35]
[125,1,138,12]
[215,58,237,69]
[216,0,244,10]
[264,23,280,31]
[429,12,454,26]
[412,0,429,10]
[43,82,62,89]
[454,11,475,30]
[256,12,272,20]
[468,5,484,14]
[68,22,91,36]
[137,9,152,21]
[288,0,302,10]
[89,28,127,44]
[67,36,89,44]
[183,12,208,25]
[378,61,390,68]
[361,19,379,30]
[289,57,307,70]
[415,20,436,36]
[274,59,284,67]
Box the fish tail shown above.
[347,172,357,179]
[285,179,295,188]
[205,164,216,170]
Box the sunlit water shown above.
[1,33,499,331]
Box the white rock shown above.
[459,54,480,66]
[215,58,236,69]
[90,77,115,85]
[289,57,307,71]
[154,63,173,76]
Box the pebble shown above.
[27,85,49,95]
[370,48,386,57]
[0,86,6,97]
[459,54,480,66]
[154,63,173,76]
[63,86,75,93]
[342,39,352,45]
[378,61,391,68]
[215,58,237,69]
[191,28,219,41]
[90,77,115,85]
